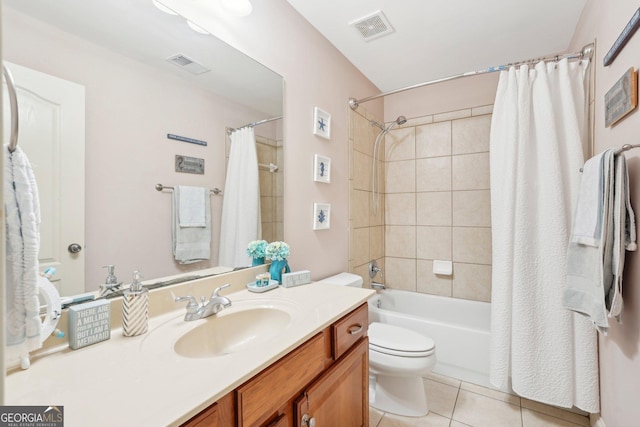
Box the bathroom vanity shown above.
[184,303,369,426]
[5,268,374,427]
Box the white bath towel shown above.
[172,186,211,264]
[608,154,636,319]
[4,146,42,363]
[564,150,614,332]
[178,185,207,227]
[564,150,637,332]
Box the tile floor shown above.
[369,373,590,427]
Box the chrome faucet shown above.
[175,284,232,321]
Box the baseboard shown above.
[590,413,606,427]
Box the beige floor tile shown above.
[522,408,587,427]
[370,407,384,427]
[449,421,473,427]
[423,372,461,388]
[378,411,451,427]
[415,412,451,427]
[521,399,589,426]
[460,381,520,406]
[452,389,522,427]
[424,379,459,418]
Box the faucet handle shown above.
[211,284,231,299]
[175,296,200,313]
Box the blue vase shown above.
[252,257,265,266]
[269,259,290,284]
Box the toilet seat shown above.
[369,322,435,358]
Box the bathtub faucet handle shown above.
[369,259,383,279]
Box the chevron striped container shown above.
[122,271,149,337]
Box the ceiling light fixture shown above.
[151,0,178,15]
[221,0,253,17]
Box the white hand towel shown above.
[172,186,211,264]
[177,185,207,227]
[572,151,610,246]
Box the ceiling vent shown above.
[166,54,210,75]
[350,10,394,41]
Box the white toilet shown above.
[318,273,437,417]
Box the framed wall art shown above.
[313,154,331,183]
[313,203,331,230]
[313,107,331,139]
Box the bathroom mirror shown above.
[2,0,284,296]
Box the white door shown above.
[3,61,85,296]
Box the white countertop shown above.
[5,282,374,426]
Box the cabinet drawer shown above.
[237,332,326,427]
[332,303,368,360]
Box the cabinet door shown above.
[181,392,235,427]
[294,337,369,427]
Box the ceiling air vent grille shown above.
[350,11,394,41]
[166,54,210,75]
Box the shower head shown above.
[384,115,407,132]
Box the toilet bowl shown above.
[368,322,436,416]
[317,272,437,417]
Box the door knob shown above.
[68,243,82,253]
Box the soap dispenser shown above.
[122,271,148,337]
[99,265,121,297]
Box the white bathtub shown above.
[368,289,495,389]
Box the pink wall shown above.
[166,0,383,279]
[4,7,273,288]
[384,73,499,122]
[571,1,640,424]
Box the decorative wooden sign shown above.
[605,68,638,127]
[68,300,111,350]
[175,155,205,174]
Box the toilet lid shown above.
[368,322,435,357]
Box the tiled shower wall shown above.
[349,105,494,302]
[348,109,386,287]
[256,135,284,242]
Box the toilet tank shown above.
[318,272,363,288]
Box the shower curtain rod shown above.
[227,115,283,133]
[349,43,595,110]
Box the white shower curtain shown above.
[218,126,261,267]
[489,59,599,412]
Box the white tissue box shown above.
[281,270,311,288]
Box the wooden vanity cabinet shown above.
[181,392,235,427]
[181,303,369,427]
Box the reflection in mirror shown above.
[2,0,284,296]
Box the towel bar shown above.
[155,184,222,195]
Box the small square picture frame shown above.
[313,154,331,183]
[313,203,331,230]
[313,107,331,140]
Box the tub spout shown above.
[371,282,386,291]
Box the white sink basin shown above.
[141,297,299,360]
[174,306,291,358]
